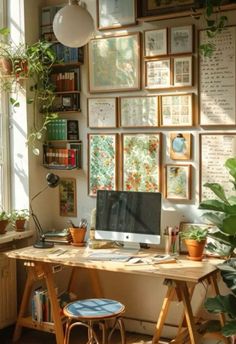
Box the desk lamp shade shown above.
[31,173,60,249]
[53,0,94,48]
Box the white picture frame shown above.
[87,98,117,128]
[144,28,168,57]
[145,59,171,89]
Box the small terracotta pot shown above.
[15,219,26,231]
[0,220,9,234]
[69,227,86,244]
[185,239,206,261]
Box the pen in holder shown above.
[164,226,179,255]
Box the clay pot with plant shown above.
[0,210,10,234]
[11,209,30,231]
[180,226,208,261]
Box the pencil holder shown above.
[69,227,86,245]
[164,234,179,255]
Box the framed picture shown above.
[88,134,118,196]
[122,133,162,192]
[165,164,191,200]
[88,33,140,93]
[173,56,193,87]
[119,96,158,127]
[137,0,201,19]
[199,133,236,201]
[169,132,192,160]
[145,59,171,89]
[97,0,136,30]
[160,94,193,127]
[170,25,193,54]
[59,178,77,217]
[179,222,213,254]
[87,97,117,128]
[144,28,168,57]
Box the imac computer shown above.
[95,190,162,250]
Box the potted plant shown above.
[0,209,10,234]
[10,209,30,231]
[180,225,208,261]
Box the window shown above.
[0,0,10,211]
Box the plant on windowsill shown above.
[0,209,10,234]
[10,209,30,232]
[0,27,58,155]
[179,225,208,261]
[198,157,236,340]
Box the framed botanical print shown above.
[173,56,193,87]
[160,94,193,127]
[119,96,158,127]
[145,59,171,89]
[59,178,77,217]
[97,0,136,30]
[122,133,162,192]
[88,32,140,93]
[88,134,118,196]
[165,164,191,200]
[144,28,168,57]
[87,97,117,128]
[170,25,193,54]
[169,132,192,160]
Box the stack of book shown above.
[44,229,72,244]
[50,69,80,92]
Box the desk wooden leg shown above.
[13,268,35,342]
[177,281,199,344]
[43,263,64,344]
[152,285,176,344]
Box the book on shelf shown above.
[51,71,80,92]
[46,119,79,141]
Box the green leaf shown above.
[199,199,236,214]
[225,158,236,181]
[0,27,10,35]
[9,98,20,108]
[205,294,236,318]
[223,215,236,235]
[26,98,34,104]
[218,259,236,294]
[207,231,236,247]
[201,212,223,227]
[203,182,229,203]
[222,321,236,337]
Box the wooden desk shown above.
[6,245,228,344]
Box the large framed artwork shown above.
[88,32,140,93]
[97,0,136,30]
[59,178,77,217]
[122,133,162,192]
[137,0,201,18]
[119,96,158,127]
[160,94,193,127]
[200,133,236,201]
[88,134,118,196]
[165,164,191,200]
[87,97,117,128]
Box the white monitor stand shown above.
[121,241,140,254]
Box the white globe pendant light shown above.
[53,0,94,48]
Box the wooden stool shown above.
[63,298,126,344]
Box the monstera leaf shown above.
[218,259,236,295]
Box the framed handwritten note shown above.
[200,133,236,201]
[199,26,236,125]
[87,97,117,128]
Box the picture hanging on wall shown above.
[170,25,193,54]
[88,134,118,196]
[145,59,171,89]
[97,0,136,30]
[87,97,117,128]
[88,32,140,92]
[165,164,191,200]
[160,94,193,127]
[122,133,162,192]
[59,178,77,217]
[173,56,193,87]
[119,96,158,127]
[144,28,168,57]
[169,132,192,160]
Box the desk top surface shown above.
[5,244,222,283]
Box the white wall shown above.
[22,0,236,337]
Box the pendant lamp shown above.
[53,0,94,48]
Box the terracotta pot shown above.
[15,219,26,231]
[184,239,206,261]
[69,227,86,244]
[0,57,13,75]
[0,220,9,234]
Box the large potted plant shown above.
[199,157,236,341]
[180,225,208,261]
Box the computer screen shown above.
[95,190,162,248]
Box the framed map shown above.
[122,133,161,192]
[88,134,118,196]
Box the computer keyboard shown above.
[88,252,132,262]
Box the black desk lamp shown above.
[30,173,60,249]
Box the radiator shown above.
[0,253,17,328]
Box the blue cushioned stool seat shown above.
[63,298,126,344]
